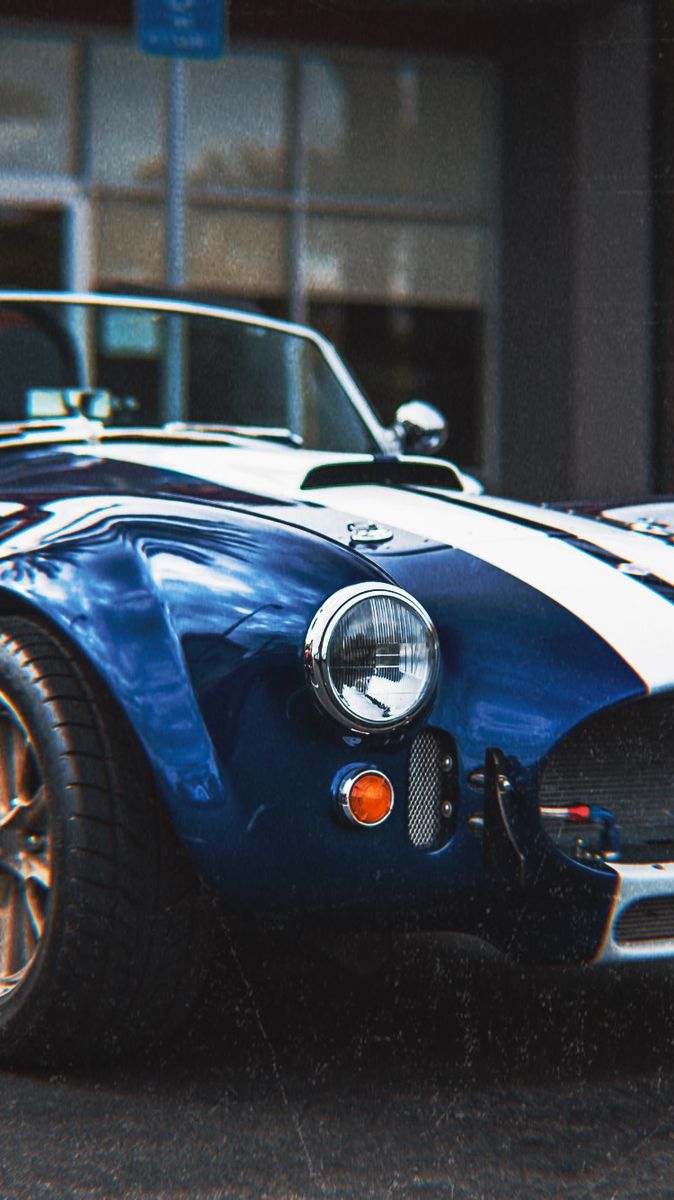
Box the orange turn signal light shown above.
[338,769,394,827]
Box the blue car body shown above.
[0,291,670,1021]
[0,439,652,966]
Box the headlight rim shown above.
[304,581,440,733]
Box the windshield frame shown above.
[0,290,393,453]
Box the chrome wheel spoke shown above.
[0,803,24,832]
[21,881,45,944]
[17,851,50,890]
[8,784,48,830]
[15,739,38,806]
[0,846,50,889]
[0,703,51,995]
[0,719,15,812]
[24,784,48,828]
[5,721,24,804]
[0,873,49,990]
[0,788,47,847]
[11,887,32,975]
[0,881,20,982]
[0,780,44,836]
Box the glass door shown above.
[0,206,63,289]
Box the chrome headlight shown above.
[304,583,439,731]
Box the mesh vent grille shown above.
[539,696,674,861]
[615,897,674,944]
[408,729,450,850]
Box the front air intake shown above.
[407,729,455,851]
[539,696,674,862]
[614,896,674,944]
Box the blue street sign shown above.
[137,0,226,59]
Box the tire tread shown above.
[0,616,211,1065]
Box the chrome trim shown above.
[347,521,393,546]
[337,769,395,828]
[164,422,305,446]
[595,863,674,962]
[394,399,448,455]
[467,769,512,793]
[616,562,651,576]
[304,582,439,733]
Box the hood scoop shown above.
[300,456,464,493]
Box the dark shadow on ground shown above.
[9,934,674,1200]
[111,929,674,1093]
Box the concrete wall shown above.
[499,0,653,503]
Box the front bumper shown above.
[594,863,674,964]
[478,749,674,966]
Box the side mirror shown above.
[25,388,114,421]
[393,400,448,456]
[25,388,138,422]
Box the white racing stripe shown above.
[64,442,674,691]
[310,484,674,693]
[450,492,674,586]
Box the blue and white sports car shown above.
[0,291,670,1063]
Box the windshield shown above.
[0,298,382,455]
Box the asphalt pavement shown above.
[1,933,673,1200]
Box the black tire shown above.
[0,615,212,1066]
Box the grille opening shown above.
[407,728,456,851]
[615,896,674,944]
[539,696,674,863]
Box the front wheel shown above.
[0,616,211,1065]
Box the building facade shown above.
[0,0,659,500]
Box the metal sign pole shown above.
[167,55,186,291]
[136,0,226,422]
[164,55,187,422]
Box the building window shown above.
[186,53,289,191]
[309,302,483,466]
[0,27,498,470]
[303,215,488,306]
[0,35,77,175]
[90,43,165,187]
[301,56,494,209]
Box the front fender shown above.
[0,530,228,843]
[0,495,392,873]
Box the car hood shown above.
[1,438,674,697]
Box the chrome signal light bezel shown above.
[337,768,396,827]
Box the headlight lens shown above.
[305,583,439,730]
